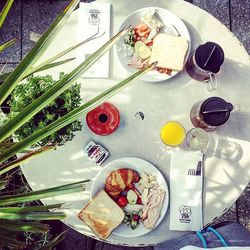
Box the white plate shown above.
[90,157,169,237]
[116,7,191,82]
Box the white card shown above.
[170,151,204,231]
[76,2,111,78]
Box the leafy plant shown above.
[0,38,18,53]
[8,73,82,147]
[0,0,79,106]
[0,180,89,248]
[0,0,14,29]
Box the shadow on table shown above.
[216,58,250,142]
[184,56,250,226]
[205,134,243,162]
[202,133,249,224]
[182,20,204,50]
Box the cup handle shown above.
[206,73,217,92]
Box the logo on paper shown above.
[88,9,100,26]
[179,205,192,223]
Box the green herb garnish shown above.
[124,29,135,47]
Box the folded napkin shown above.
[170,151,204,231]
[76,2,111,78]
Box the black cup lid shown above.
[195,42,224,73]
[200,97,233,126]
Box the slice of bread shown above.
[149,33,189,71]
[78,190,124,239]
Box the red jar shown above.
[86,102,120,136]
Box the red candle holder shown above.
[86,102,120,136]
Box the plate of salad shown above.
[117,7,191,82]
[90,157,169,237]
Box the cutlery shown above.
[188,168,196,175]
[195,161,202,176]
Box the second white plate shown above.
[90,157,169,237]
[116,7,191,82]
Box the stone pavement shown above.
[0,0,249,249]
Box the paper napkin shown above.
[76,2,111,78]
[170,151,204,231]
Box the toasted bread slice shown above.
[149,33,189,71]
[78,190,124,239]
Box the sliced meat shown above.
[142,188,165,229]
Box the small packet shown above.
[84,140,109,165]
[169,151,204,231]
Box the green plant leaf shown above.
[38,231,66,250]
[0,180,8,190]
[0,211,66,220]
[0,38,18,53]
[0,144,56,175]
[0,29,103,83]
[0,0,79,106]
[0,0,14,29]
[25,28,103,77]
[0,221,50,233]
[0,57,76,82]
[0,180,89,205]
[0,27,129,144]
[0,203,63,213]
[0,62,155,163]
[0,72,9,83]
[32,57,76,74]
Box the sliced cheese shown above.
[149,33,189,71]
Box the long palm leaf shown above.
[0,179,8,190]
[0,180,89,206]
[25,28,103,77]
[0,211,66,221]
[0,27,129,144]
[0,38,18,53]
[0,30,102,82]
[0,72,9,83]
[0,62,155,163]
[0,0,14,29]
[0,144,56,175]
[0,0,79,106]
[0,221,50,233]
[0,57,75,83]
[0,203,63,213]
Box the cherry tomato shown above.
[117,196,128,207]
[132,214,140,221]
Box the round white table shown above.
[21,0,250,246]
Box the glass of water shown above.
[186,128,209,151]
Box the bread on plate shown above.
[78,189,124,239]
[149,33,189,71]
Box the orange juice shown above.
[160,121,186,146]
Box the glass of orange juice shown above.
[160,121,186,147]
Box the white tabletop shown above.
[21,0,250,246]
